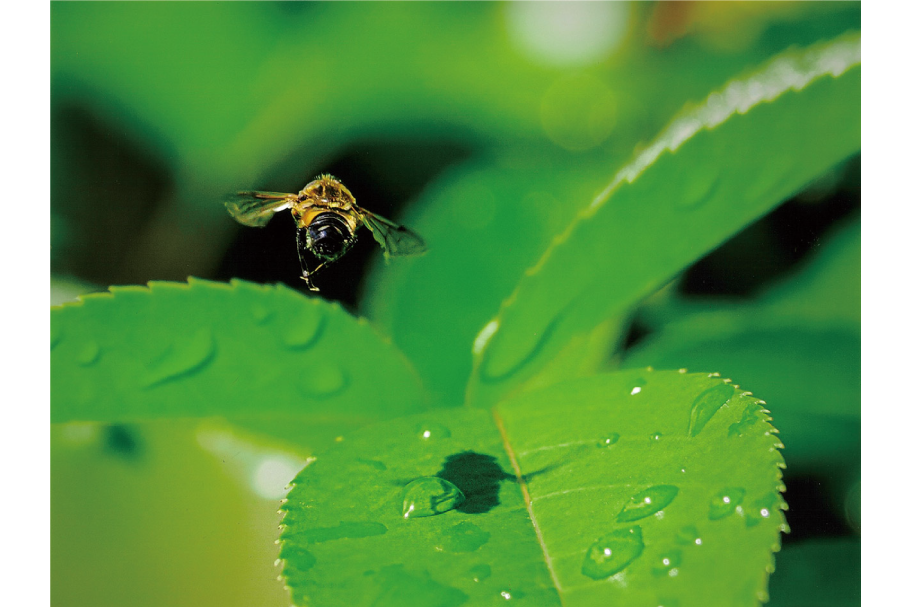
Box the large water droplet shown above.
[581,526,645,580]
[402,477,464,518]
[468,563,492,582]
[434,521,490,552]
[142,328,215,388]
[616,485,679,522]
[675,525,702,546]
[676,168,720,211]
[416,422,451,440]
[76,341,101,366]
[687,383,735,437]
[708,487,746,520]
[597,433,620,447]
[651,549,682,577]
[728,404,763,437]
[297,364,347,398]
[250,304,273,325]
[304,521,387,543]
[281,310,324,350]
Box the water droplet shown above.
[687,383,735,437]
[402,477,464,518]
[728,404,763,437]
[297,364,347,398]
[650,432,663,443]
[581,526,645,580]
[416,422,451,440]
[142,328,215,388]
[51,322,62,350]
[304,521,387,543]
[627,376,647,395]
[468,563,491,582]
[597,433,620,447]
[708,487,746,520]
[435,521,490,552]
[744,492,780,527]
[373,564,468,607]
[652,549,682,577]
[676,168,720,210]
[281,310,324,350]
[76,341,101,366]
[499,588,526,600]
[356,458,387,471]
[479,307,566,382]
[675,525,702,546]
[616,485,679,522]
[250,304,273,324]
[277,544,316,577]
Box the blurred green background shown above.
[51,2,860,606]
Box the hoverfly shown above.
[225,174,426,291]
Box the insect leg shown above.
[296,229,321,292]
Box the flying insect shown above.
[225,174,426,291]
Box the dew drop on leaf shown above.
[434,521,490,552]
[616,485,679,522]
[650,432,663,443]
[76,341,101,366]
[581,526,645,580]
[597,433,620,447]
[708,487,746,520]
[416,422,452,440]
[250,304,273,324]
[675,525,702,546]
[297,365,347,398]
[281,310,324,350]
[651,548,682,577]
[401,476,465,518]
[142,328,215,388]
[744,492,780,527]
[51,322,62,350]
[687,383,735,437]
[728,404,763,437]
[468,563,492,582]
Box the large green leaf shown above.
[467,33,861,408]
[622,218,860,467]
[279,369,785,606]
[51,278,426,449]
[362,155,625,406]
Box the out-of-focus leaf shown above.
[279,370,785,606]
[51,278,426,450]
[362,155,624,406]
[766,539,860,607]
[52,420,291,607]
[467,33,861,408]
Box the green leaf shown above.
[51,278,426,448]
[467,33,861,408]
[362,155,626,406]
[279,370,785,606]
[766,539,860,607]
[622,218,860,467]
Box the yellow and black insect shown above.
[225,174,426,291]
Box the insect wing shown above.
[225,191,295,227]
[357,207,427,258]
